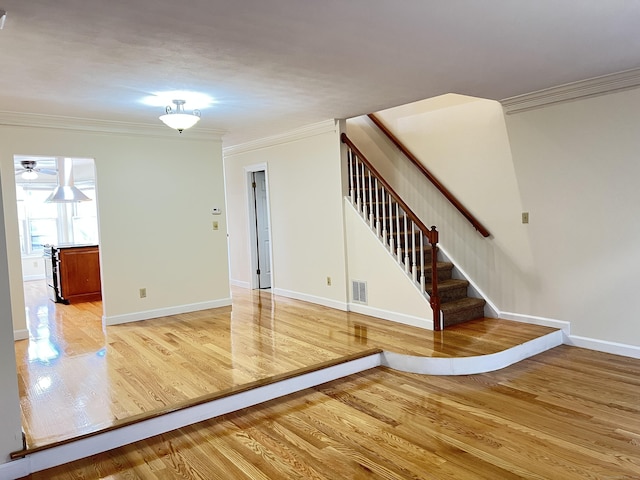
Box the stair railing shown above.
[342,133,443,330]
[367,113,491,238]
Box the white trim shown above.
[1,353,381,478]
[229,279,250,288]
[224,119,338,156]
[271,288,348,311]
[382,330,563,375]
[103,298,232,326]
[0,111,225,140]
[348,303,432,330]
[13,329,28,341]
[501,68,640,114]
[437,244,499,318]
[499,311,571,335]
[565,335,640,360]
[23,274,45,281]
[0,459,29,480]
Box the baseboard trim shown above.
[348,303,432,330]
[271,288,348,311]
[103,298,233,326]
[382,329,563,375]
[23,274,45,282]
[499,311,571,335]
[13,329,28,341]
[565,335,640,360]
[229,279,250,288]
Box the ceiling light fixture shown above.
[159,99,201,133]
[21,170,38,180]
[0,10,6,30]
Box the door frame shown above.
[244,163,273,290]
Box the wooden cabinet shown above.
[56,245,102,304]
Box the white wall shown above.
[21,256,45,280]
[0,124,230,332]
[0,169,24,463]
[344,199,432,328]
[348,89,640,349]
[347,95,528,318]
[224,120,348,308]
[505,87,640,346]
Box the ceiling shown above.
[1,1,640,146]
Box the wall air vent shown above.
[352,280,368,304]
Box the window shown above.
[14,157,98,256]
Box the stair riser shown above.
[443,304,486,328]
[428,285,468,303]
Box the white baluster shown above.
[411,222,417,281]
[404,212,410,273]
[355,157,361,212]
[368,171,374,228]
[374,178,380,236]
[420,233,425,292]
[388,194,395,254]
[348,149,354,203]
[381,186,387,241]
[396,203,401,261]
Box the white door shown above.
[253,171,271,289]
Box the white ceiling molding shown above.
[223,119,339,157]
[501,68,640,114]
[0,111,226,140]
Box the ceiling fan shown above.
[15,160,57,180]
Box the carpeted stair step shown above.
[417,262,453,282]
[426,279,469,303]
[440,297,487,327]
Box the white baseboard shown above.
[23,274,45,282]
[271,288,348,311]
[103,298,232,326]
[499,311,571,335]
[565,335,640,359]
[13,329,28,341]
[229,279,250,288]
[348,303,432,330]
[0,458,29,480]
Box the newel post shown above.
[429,226,442,331]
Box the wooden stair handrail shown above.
[342,133,435,244]
[367,113,491,238]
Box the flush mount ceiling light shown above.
[159,99,201,133]
[0,10,6,30]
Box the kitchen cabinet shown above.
[44,245,102,304]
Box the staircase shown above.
[343,133,486,329]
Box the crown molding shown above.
[501,68,640,114]
[223,119,338,156]
[0,111,226,140]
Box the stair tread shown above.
[440,297,486,311]
[426,278,468,291]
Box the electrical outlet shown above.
[212,221,219,230]
[522,212,529,224]
[326,276,332,286]
[33,261,38,268]
[139,288,147,298]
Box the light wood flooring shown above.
[15,280,640,478]
[15,280,553,450]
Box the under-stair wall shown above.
[346,95,527,317]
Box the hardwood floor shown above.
[21,345,640,479]
[17,280,640,478]
[15,280,554,450]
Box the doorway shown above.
[13,155,100,336]
[246,166,272,289]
